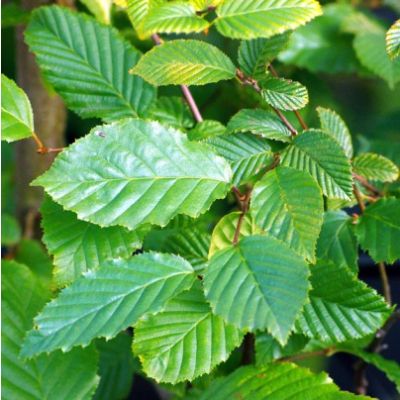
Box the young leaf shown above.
[21,252,196,357]
[41,198,146,287]
[296,260,391,343]
[25,6,156,121]
[33,119,232,231]
[1,74,34,142]
[207,133,274,186]
[255,332,309,365]
[198,363,373,400]
[341,348,400,392]
[130,40,236,86]
[140,2,209,36]
[204,235,310,344]
[238,33,290,78]
[354,198,400,264]
[226,108,292,142]
[214,0,322,40]
[148,96,194,130]
[317,107,353,158]
[353,30,400,89]
[208,212,261,257]
[316,211,358,274]
[127,0,163,37]
[161,229,211,273]
[79,0,112,24]
[133,282,243,383]
[261,77,309,111]
[251,166,324,263]
[386,19,400,60]
[2,261,99,400]
[188,120,226,141]
[281,129,353,199]
[353,152,399,183]
[94,334,137,400]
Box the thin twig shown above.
[378,262,391,305]
[280,347,335,362]
[232,191,251,245]
[151,33,203,123]
[353,185,366,213]
[236,69,298,136]
[268,64,308,130]
[353,173,382,196]
[32,131,64,154]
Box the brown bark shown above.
[15,0,67,232]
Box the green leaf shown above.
[190,0,222,10]
[353,152,399,183]
[281,129,353,200]
[25,6,156,121]
[133,282,243,383]
[198,363,373,400]
[238,33,290,78]
[127,0,163,38]
[316,211,358,274]
[1,74,34,142]
[226,108,292,142]
[251,166,323,263]
[354,198,400,264]
[207,133,274,186]
[261,77,309,111]
[204,235,309,344]
[386,19,400,60]
[148,96,194,130]
[41,197,146,287]
[79,0,112,23]
[214,0,322,40]
[317,107,353,159]
[255,332,309,365]
[188,120,226,141]
[296,260,391,343]
[130,39,236,86]
[208,212,261,257]
[33,119,232,231]
[2,261,99,400]
[353,30,400,89]
[1,213,21,246]
[94,333,137,400]
[21,252,196,357]
[140,2,209,36]
[341,348,400,392]
[161,228,211,273]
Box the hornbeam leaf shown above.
[296,260,391,343]
[2,261,99,400]
[226,108,292,142]
[354,198,400,264]
[127,0,162,30]
[133,282,243,383]
[341,348,400,392]
[281,129,353,199]
[214,0,322,40]
[316,211,358,273]
[25,6,156,121]
[204,235,309,344]
[130,40,236,86]
[353,30,400,89]
[317,107,353,158]
[207,133,274,185]
[208,212,262,257]
[353,152,399,183]
[386,19,400,60]
[21,252,196,357]
[140,2,209,36]
[1,74,34,142]
[261,77,309,111]
[188,120,226,141]
[251,166,324,263]
[161,228,211,273]
[198,363,373,400]
[79,0,112,24]
[33,119,232,231]
[238,33,290,78]
[41,198,146,287]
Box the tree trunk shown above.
[15,0,67,235]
